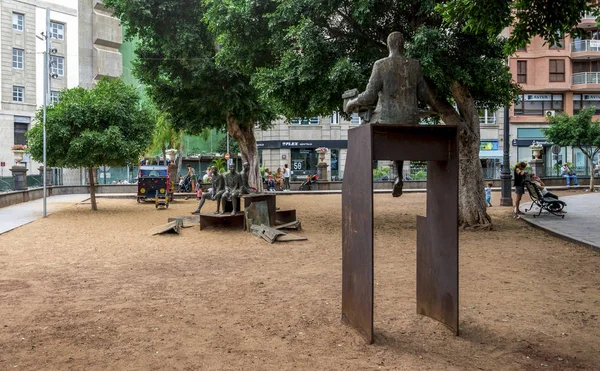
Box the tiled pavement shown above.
[521,193,600,251]
[0,194,89,235]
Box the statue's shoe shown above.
[392,177,403,197]
[191,210,199,215]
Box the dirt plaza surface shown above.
[0,191,598,370]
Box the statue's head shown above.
[243,162,249,171]
[229,163,236,172]
[211,166,217,174]
[387,32,405,55]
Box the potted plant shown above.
[11,144,28,166]
[165,148,177,162]
[529,141,543,160]
[315,147,329,163]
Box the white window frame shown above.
[12,48,24,69]
[49,21,64,39]
[50,56,64,76]
[330,111,340,124]
[478,109,497,125]
[50,90,60,104]
[291,117,320,125]
[12,13,24,31]
[13,86,25,102]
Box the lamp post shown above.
[500,105,513,206]
[41,8,50,217]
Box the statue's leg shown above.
[191,192,208,214]
[393,160,404,197]
[220,192,229,214]
[231,192,241,215]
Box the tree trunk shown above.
[451,83,492,229]
[177,141,184,178]
[162,145,167,165]
[589,158,595,192]
[226,113,263,192]
[421,81,492,229]
[88,167,98,211]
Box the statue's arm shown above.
[347,63,382,111]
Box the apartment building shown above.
[508,12,600,176]
[0,0,122,184]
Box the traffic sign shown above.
[0,162,5,167]
[225,153,230,160]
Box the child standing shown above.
[485,182,493,207]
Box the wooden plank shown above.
[275,234,308,242]
[274,220,301,230]
[149,220,180,235]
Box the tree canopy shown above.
[437,0,600,52]
[544,108,600,190]
[27,78,153,210]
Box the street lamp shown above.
[500,105,512,206]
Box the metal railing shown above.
[572,72,600,85]
[571,39,600,53]
[479,116,497,125]
[582,11,598,20]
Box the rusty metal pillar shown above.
[341,124,374,343]
[342,124,459,343]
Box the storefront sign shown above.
[480,141,498,150]
[583,94,600,101]
[512,139,553,147]
[524,94,553,101]
[257,140,348,149]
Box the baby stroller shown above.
[178,175,192,193]
[299,174,318,191]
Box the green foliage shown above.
[27,78,153,168]
[216,134,240,156]
[103,0,276,134]
[210,157,227,174]
[412,170,427,181]
[372,166,390,181]
[148,110,183,157]
[437,0,600,53]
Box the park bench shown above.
[523,180,567,218]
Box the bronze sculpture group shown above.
[192,162,255,215]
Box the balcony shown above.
[479,116,496,125]
[571,72,600,90]
[571,40,600,59]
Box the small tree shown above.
[27,78,153,210]
[544,108,600,191]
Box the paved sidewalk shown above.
[0,194,89,235]
[521,193,600,251]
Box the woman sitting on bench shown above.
[530,173,559,200]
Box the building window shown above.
[12,48,24,69]
[12,13,24,31]
[49,22,64,39]
[290,149,318,180]
[330,111,340,124]
[549,59,565,82]
[50,90,60,104]
[50,56,64,76]
[351,112,362,125]
[290,117,319,125]
[478,109,497,124]
[514,93,563,115]
[573,94,600,114]
[14,122,28,145]
[517,61,527,83]
[13,86,24,102]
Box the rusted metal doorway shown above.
[341,124,459,344]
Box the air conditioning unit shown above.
[545,110,556,117]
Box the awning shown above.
[479,150,505,159]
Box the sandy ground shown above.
[0,190,598,370]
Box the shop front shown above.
[512,127,565,176]
[257,140,348,181]
[479,140,502,179]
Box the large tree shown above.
[27,78,153,210]
[104,0,278,192]
[544,108,600,192]
[206,0,518,228]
